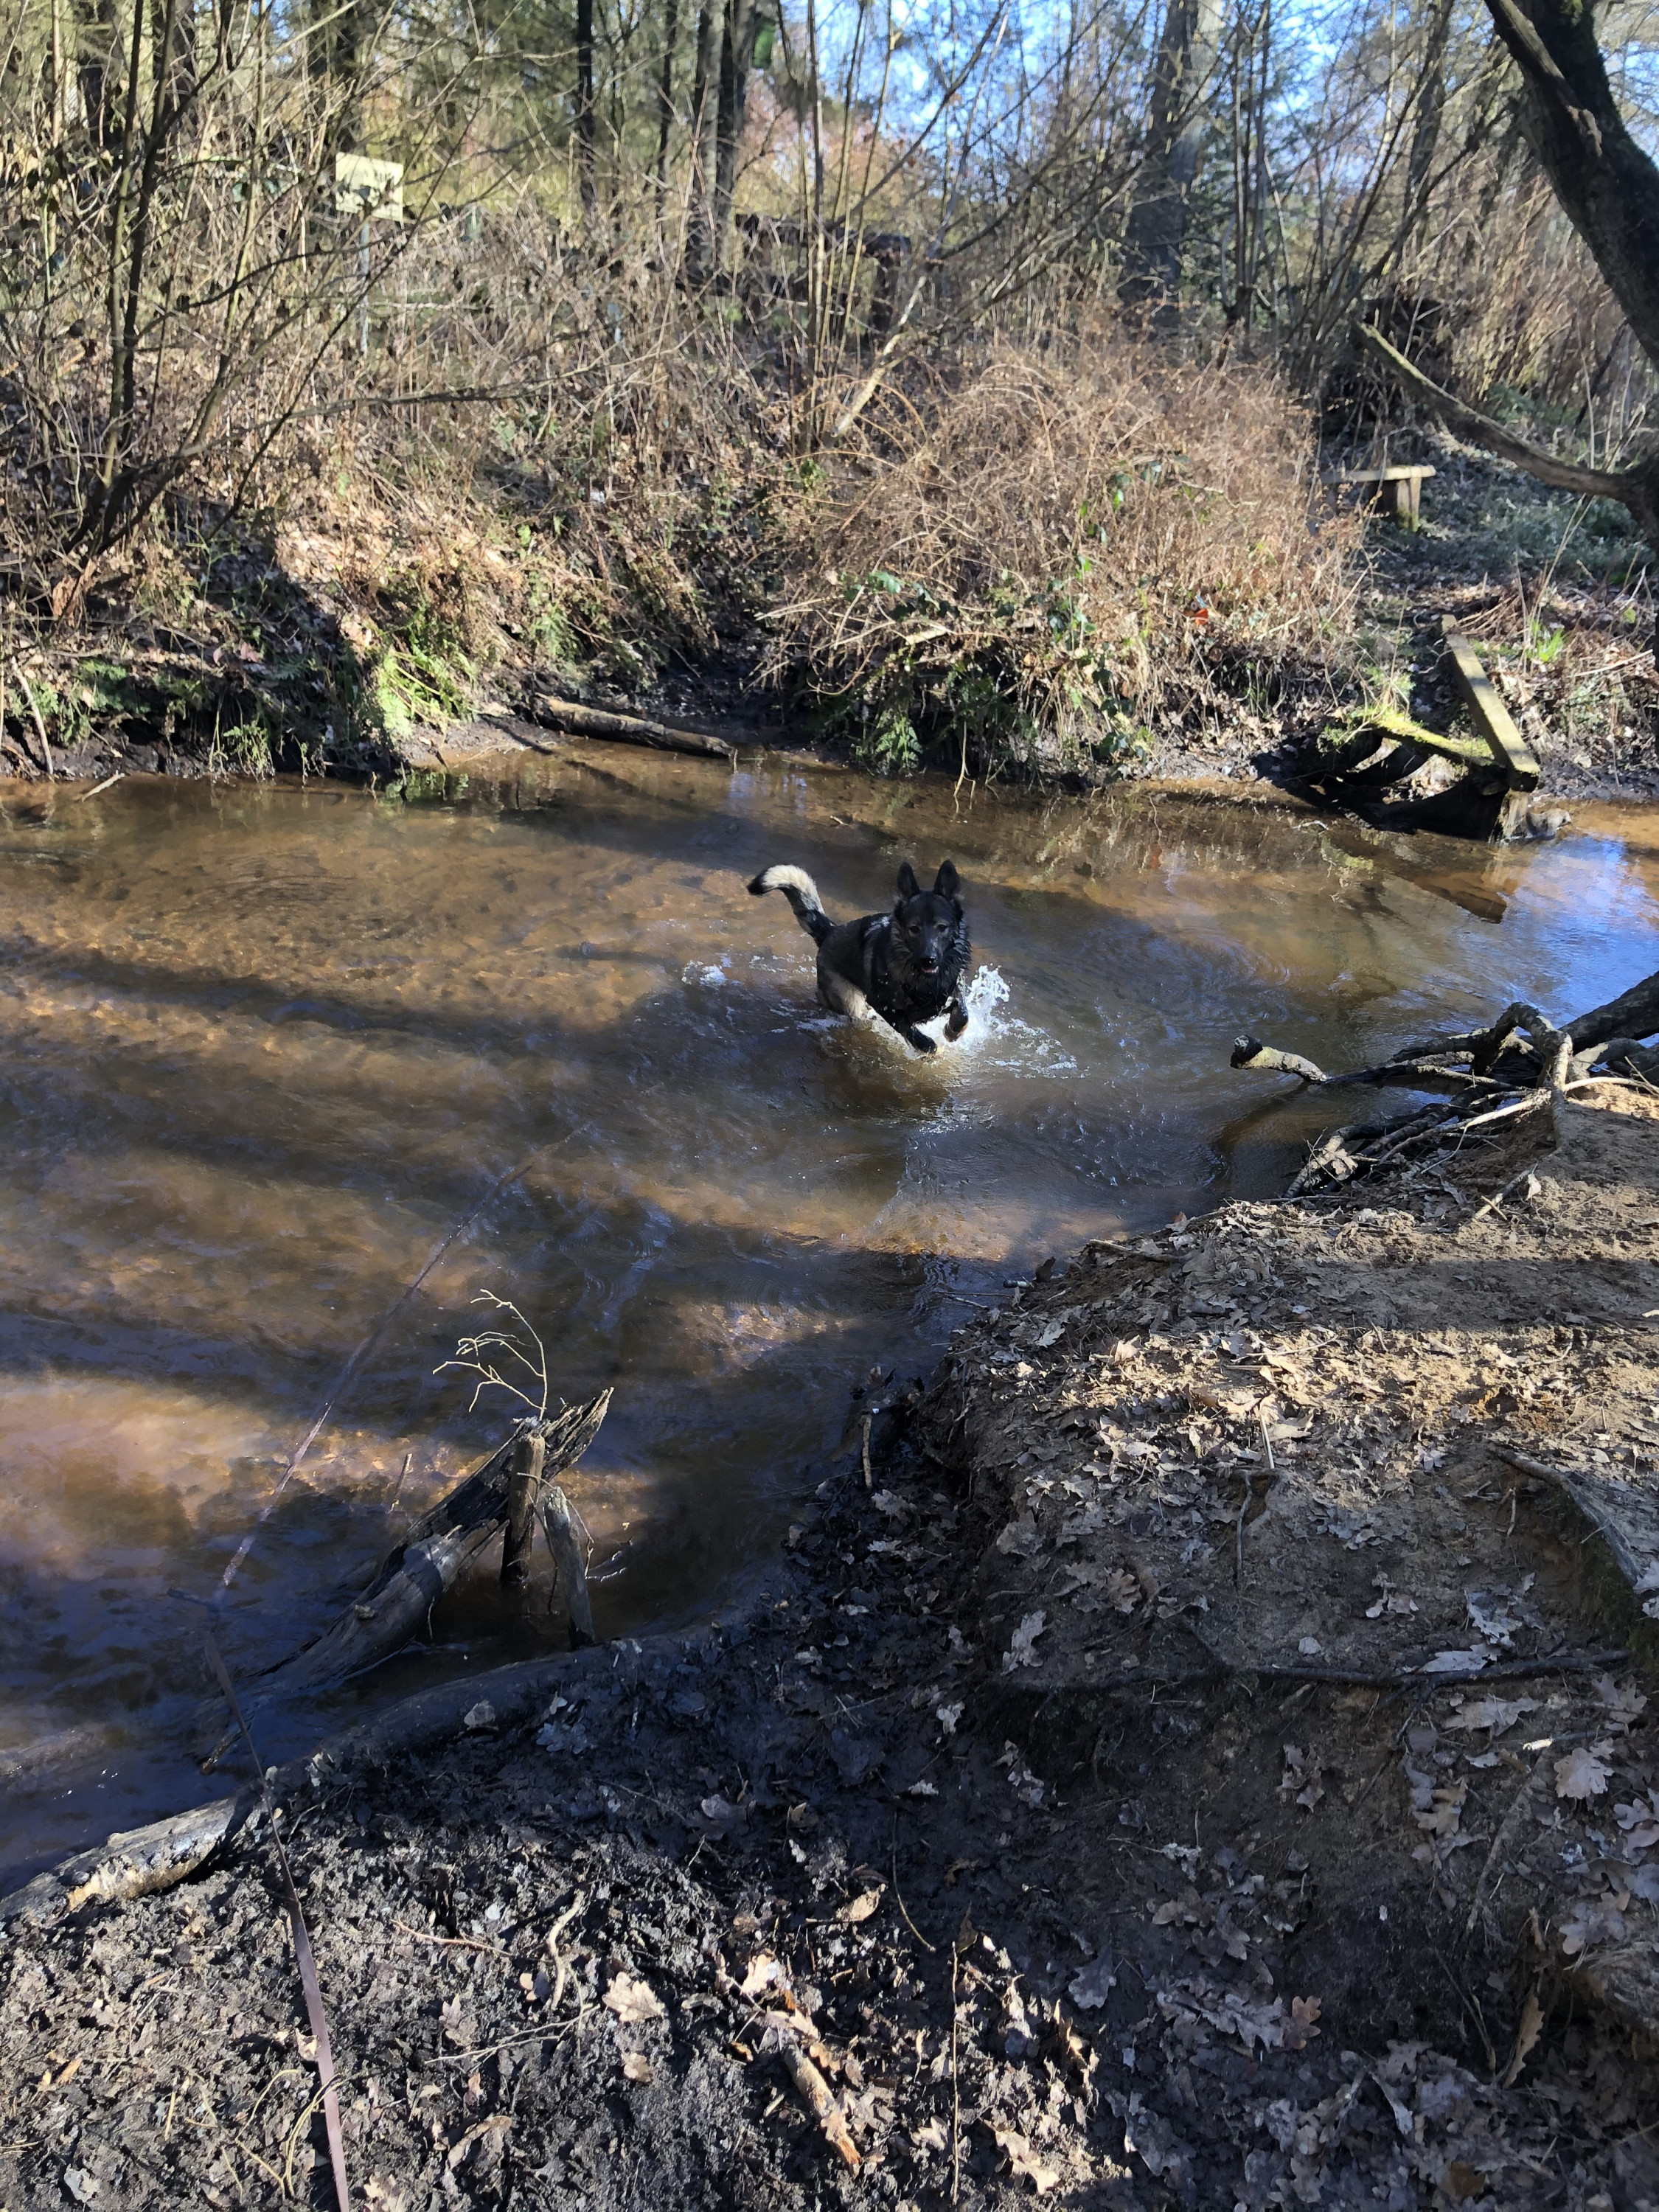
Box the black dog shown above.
[747,860,971,1054]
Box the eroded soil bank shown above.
[2,1091,1658,2211]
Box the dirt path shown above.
[2,1095,1657,2211]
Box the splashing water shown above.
[944,964,1079,1077]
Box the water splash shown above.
[950,964,1079,1077]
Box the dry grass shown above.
[764,339,1367,775]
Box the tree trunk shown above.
[653,0,679,220]
[1402,0,1455,248]
[684,0,718,279]
[1481,0,1659,373]
[1119,0,1222,331]
[712,0,757,279]
[576,0,598,217]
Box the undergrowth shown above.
[764,340,1368,778]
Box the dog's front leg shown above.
[881,1014,937,1054]
[944,993,970,1041]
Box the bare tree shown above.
[1119,0,1222,330]
[1359,0,1659,635]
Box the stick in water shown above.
[541,1482,595,1647]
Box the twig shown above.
[776,2038,860,2171]
[394,1920,504,1955]
[1472,1164,1540,1223]
[861,1412,874,1491]
[221,1145,563,1590]
[950,1936,962,2206]
[890,1823,937,1954]
[76,770,124,801]
[203,1635,351,2212]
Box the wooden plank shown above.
[1321,465,1436,484]
[1441,627,1541,792]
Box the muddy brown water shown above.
[2,749,1656,1885]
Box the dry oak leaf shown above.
[1554,1747,1611,1801]
[994,2127,1062,2194]
[603,1972,667,2024]
[1002,1611,1048,1672]
[620,2051,654,2084]
[1282,1994,1322,2052]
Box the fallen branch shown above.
[523,694,738,762]
[776,2037,861,2172]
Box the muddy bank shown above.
[3,1092,1658,2210]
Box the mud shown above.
[3,1084,1658,2210]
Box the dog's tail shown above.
[747,863,835,946]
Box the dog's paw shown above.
[906,1028,937,1055]
[944,1008,969,1040]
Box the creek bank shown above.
[3,1099,1658,2211]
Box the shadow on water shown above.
[2,753,1658,1882]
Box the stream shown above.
[3,746,1657,1884]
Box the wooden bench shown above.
[1321,462,1436,528]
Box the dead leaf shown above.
[603,1973,666,2024]
[1413,1779,1468,1839]
[994,2127,1061,2194]
[1445,1696,1539,1733]
[1500,1990,1543,2087]
[1103,1568,1141,1613]
[1282,1995,1322,2052]
[838,1888,884,1926]
[446,2115,511,2170]
[740,1955,785,1999]
[1557,1901,1625,1957]
[1594,1674,1649,1728]
[1068,1953,1116,2009]
[620,2051,654,2084]
[1002,1611,1048,1673]
[911,2118,947,2152]
[1554,1747,1611,1801]
[699,1793,749,1832]
[1446,2161,1486,2202]
[996,1515,1043,1558]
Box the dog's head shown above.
[894,860,964,977]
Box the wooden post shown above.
[542,1483,596,1648]
[501,1428,546,1588]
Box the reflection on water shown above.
[1,754,1656,1878]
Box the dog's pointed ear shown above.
[896,861,921,901]
[934,860,961,902]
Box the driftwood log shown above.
[521,694,738,762]
[195,1391,610,1764]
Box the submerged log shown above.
[194,1391,610,1763]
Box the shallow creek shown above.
[2,748,1657,1880]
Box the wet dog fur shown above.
[746,860,971,1054]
